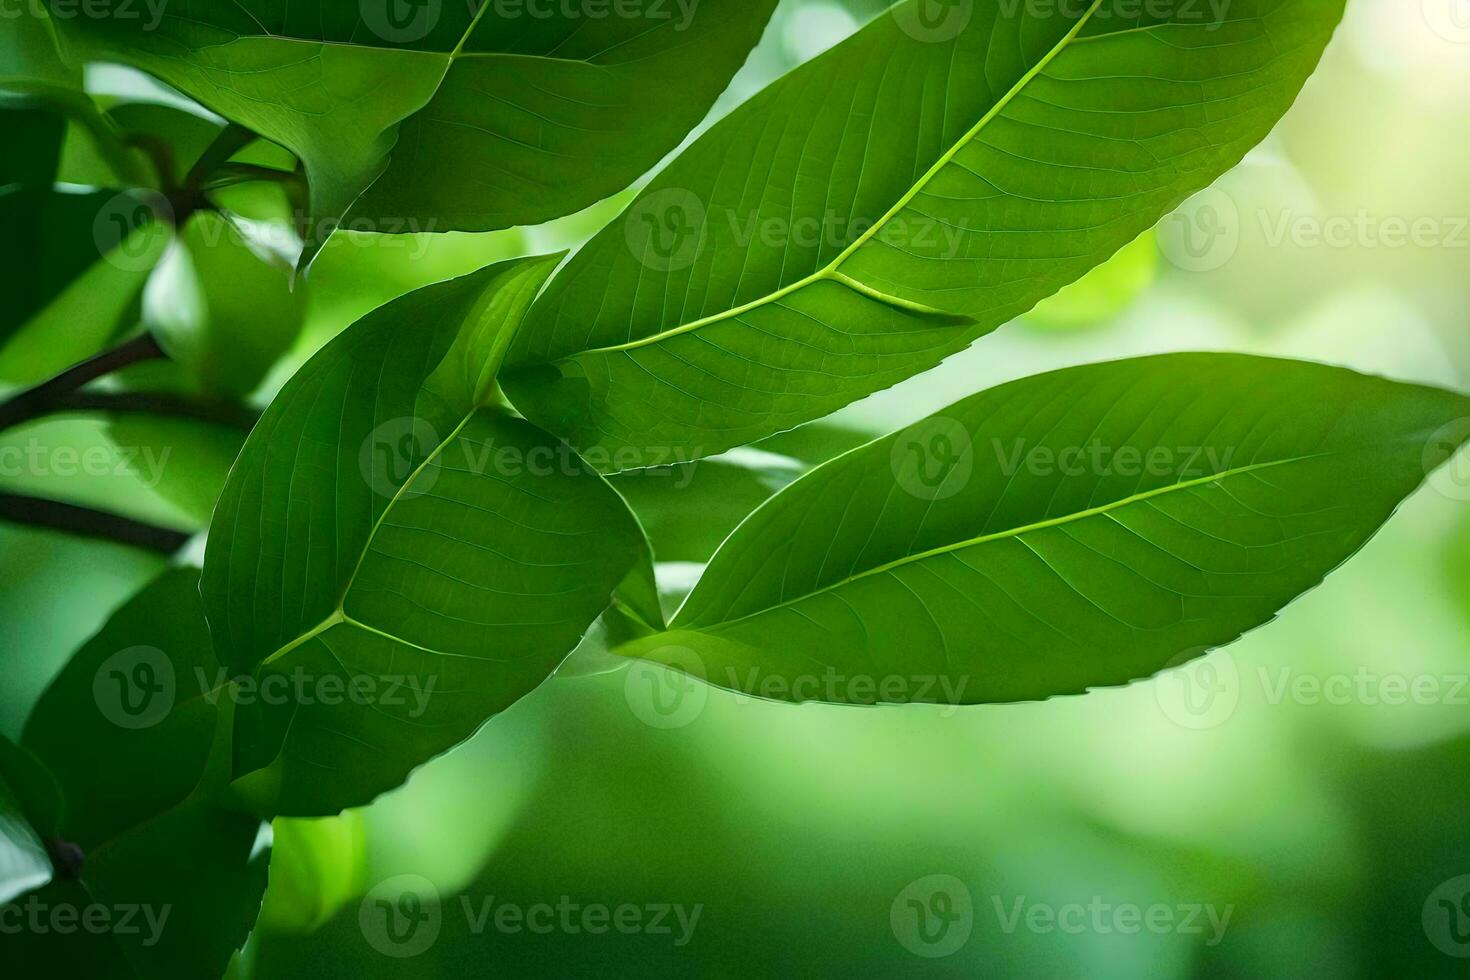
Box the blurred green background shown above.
[5,1,1470,976]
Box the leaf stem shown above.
[54,392,260,432]
[0,333,168,434]
[0,493,190,554]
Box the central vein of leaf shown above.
[256,410,477,669]
[575,0,1107,358]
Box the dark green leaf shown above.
[619,355,1470,704]
[203,256,649,815]
[51,0,778,267]
[504,0,1346,467]
[14,568,271,979]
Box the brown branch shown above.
[0,334,168,434]
[0,494,190,554]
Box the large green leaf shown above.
[202,256,649,815]
[504,0,1346,467]
[618,355,1470,704]
[0,740,54,905]
[49,0,777,267]
[14,568,272,979]
[143,211,308,398]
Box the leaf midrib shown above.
[568,0,1107,359]
[256,411,477,670]
[675,451,1338,632]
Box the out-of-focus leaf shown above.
[258,812,366,935]
[50,0,778,268]
[203,256,648,815]
[144,211,307,398]
[0,525,166,739]
[104,413,245,526]
[0,415,199,530]
[621,355,1470,704]
[13,568,271,978]
[504,0,1347,468]
[0,190,169,384]
[0,738,53,905]
[1024,232,1159,332]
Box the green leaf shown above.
[51,0,778,268]
[504,0,1346,467]
[202,256,649,815]
[0,738,54,905]
[1023,231,1158,331]
[143,211,308,398]
[257,812,365,935]
[617,355,1470,705]
[0,190,169,384]
[14,568,271,979]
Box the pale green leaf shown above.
[619,355,1470,704]
[202,256,649,815]
[505,0,1346,466]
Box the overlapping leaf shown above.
[48,0,778,266]
[202,256,650,814]
[504,0,1346,466]
[14,569,271,979]
[618,355,1470,704]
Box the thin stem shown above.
[55,392,260,433]
[0,494,190,554]
[183,123,258,193]
[0,334,168,434]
